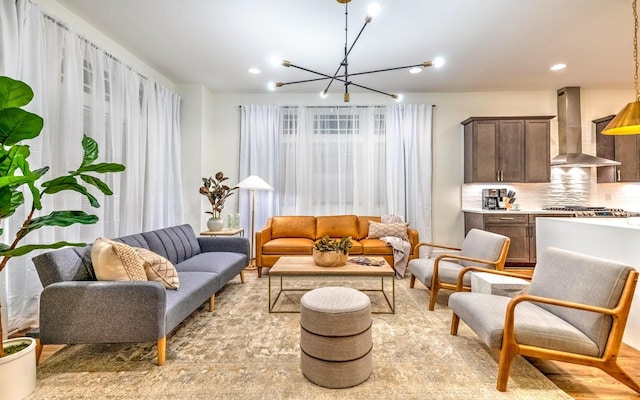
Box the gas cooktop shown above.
[542,206,629,217]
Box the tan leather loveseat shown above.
[255,215,419,277]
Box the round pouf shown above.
[300,286,372,389]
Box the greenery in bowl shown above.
[313,235,353,255]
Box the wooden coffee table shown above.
[268,256,395,314]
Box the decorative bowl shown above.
[312,249,348,267]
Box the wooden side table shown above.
[200,228,244,237]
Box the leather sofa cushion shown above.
[263,238,315,255]
[316,215,358,239]
[272,216,316,239]
[360,238,393,255]
[357,216,381,239]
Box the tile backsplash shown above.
[462,168,640,211]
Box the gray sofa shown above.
[32,224,249,365]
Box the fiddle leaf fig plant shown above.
[0,75,125,356]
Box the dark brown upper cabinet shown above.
[462,116,553,183]
[595,115,640,183]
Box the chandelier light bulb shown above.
[433,57,445,68]
[394,94,404,102]
[320,90,328,98]
[267,82,276,91]
[367,3,381,19]
[270,56,283,67]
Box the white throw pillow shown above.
[91,237,147,281]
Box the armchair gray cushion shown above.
[459,228,509,268]
[449,247,635,357]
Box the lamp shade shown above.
[601,101,640,135]
[236,175,273,191]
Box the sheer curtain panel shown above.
[239,104,432,247]
[0,0,183,335]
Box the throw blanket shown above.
[382,236,411,278]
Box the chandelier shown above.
[271,0,443,102]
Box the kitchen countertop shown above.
[462,208,576,215]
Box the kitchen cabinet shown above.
[595,115,640,183]
[462,116,553,183]
[464,212,573,265]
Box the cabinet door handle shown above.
[617,169,621,182]
[499,217,515,220]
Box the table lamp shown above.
[236,175,273,270]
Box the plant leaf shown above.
[0,187,24,219]
[78,162,125,173]
[0,108,44,146]
[80,134,98,168]
[0,76,33,110]
[23,210,99,233]
[0,241,88,257]
[41,176,100,207]
[79,174,113,195]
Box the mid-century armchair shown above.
[408,228,510,310]
[449,247,640,394]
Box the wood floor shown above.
[35,342,640,398]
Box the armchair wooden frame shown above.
[450,266,640,394]
[409,239,510,311]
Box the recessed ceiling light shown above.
[550,63,567,71]
[248,68,261,74]
[409,67,422,74]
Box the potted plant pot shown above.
[0,337,37,400]
[207,218,224,232]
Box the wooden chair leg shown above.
[600,361,640,394]
[157,336,166,366]
[428,282,440,311]
[409,275,416,288]
[257,267,262,278]
[496,346,517,392]
[35,339,43,366]
[240,270,245,283]
[450,313,460,335]
[209,294,215,311]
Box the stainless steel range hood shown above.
[551,87,620,167]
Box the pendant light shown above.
[272,0,442,102]
[602,0,640,135]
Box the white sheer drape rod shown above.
[40,12,150,82]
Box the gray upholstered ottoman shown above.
[300,286,372,388]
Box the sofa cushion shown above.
[316,215,358,239]
[366,221,409,241]
[91,238,147,281]
[359,239,392,255]
[356,216,381,240]
[116,224,201,265]
[134,247,180,290]
[272,216,316,240]
[263,238,315,255]
[176,252,247,284]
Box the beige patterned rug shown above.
[28,272,571,399]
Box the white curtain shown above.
[0,0,183,335]
[239,104,432,246]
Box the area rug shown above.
[28,273,571,399]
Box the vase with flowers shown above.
[200,171,237,231]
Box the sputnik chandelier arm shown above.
[272,0,441,102]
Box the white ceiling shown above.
[56,0,633,96]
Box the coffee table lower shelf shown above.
[267,256,395,314]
